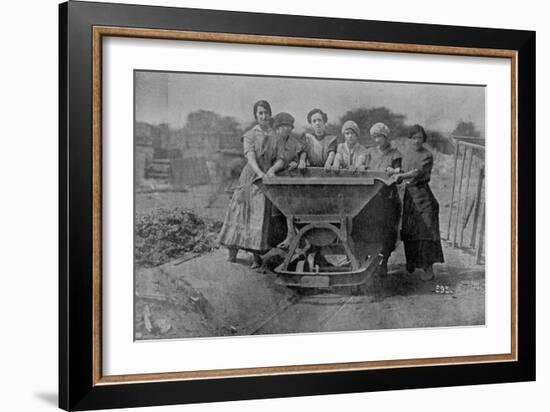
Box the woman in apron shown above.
[218,100,282,268]
[331,120,367,171]
[298,108,338,169]
[358,122,403,277]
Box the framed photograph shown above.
[59,1,535,410]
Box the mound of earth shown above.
[135,208,222,267]
[135,249,297,340]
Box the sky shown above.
[135,70,485,135]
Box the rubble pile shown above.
[135,208,222,267]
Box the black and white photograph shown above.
[133,70,486,340]
[1,0,542,410]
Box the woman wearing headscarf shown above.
[394,124,444,280]
[332,120,367,171]
[355,122,403,277]
[365,122,402,173]
[218,100,283,268]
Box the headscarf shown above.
[341,120,360,136]
[370,122,390,137]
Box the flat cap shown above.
[273,112,295,128]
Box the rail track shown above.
[250,291,368,335]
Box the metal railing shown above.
[443,136,485,264]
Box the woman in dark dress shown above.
[394,124,444,280]
[268,112,305,249]
[361,122,403,277]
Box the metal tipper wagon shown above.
[255,167,397,289]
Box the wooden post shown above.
[460,148,474,247]
[445,142,460,240]
[475,199,486,264]
[470,166,485,248]
[461,197,475,239]
[453,144,467,247]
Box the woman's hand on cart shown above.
[393,169,419,184]
[386,166,400,177]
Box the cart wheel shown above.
[352,283,369,296]
[298,287,319,296]
[287,286,314,296]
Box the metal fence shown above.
[443,136,485,264]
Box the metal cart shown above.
[256,168,396,289]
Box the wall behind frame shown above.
[0,0,546,412]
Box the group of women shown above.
[217,99,444,280]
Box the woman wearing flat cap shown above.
[219,100,288,268]
[271,112,305,172]
[268,112,306,248]
[394,124,444,280]
[332,120,368,171]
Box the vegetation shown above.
[452,120,481,137]
[340,106,408,145]
[139,108,481,157]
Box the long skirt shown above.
[352,185,401,262]
[400,183,444,268]
[218,165,284,252]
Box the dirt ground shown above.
[136,184,230,222]
[135,239,484,339]
[134,160,486,339]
